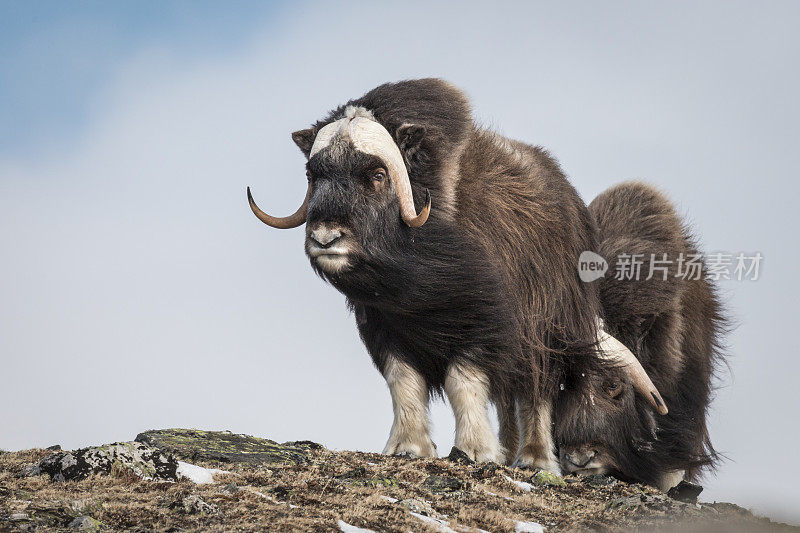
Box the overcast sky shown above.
[2,0,798,524]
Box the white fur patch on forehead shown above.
[308,110,410,195]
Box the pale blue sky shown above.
[0,1,283,155]
[1,0,798,525]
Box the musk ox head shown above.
[554,323,669,485]
[554,363,661,484]
[247,106,430,277]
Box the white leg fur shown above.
[658,470,686,492]
[514,398,561,474]
[382,356,437,458]
[444,363,504,463]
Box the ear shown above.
[395,123,426,153]
[291,128,316,158]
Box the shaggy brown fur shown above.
[554,182,725,488]
[280,78,603,466]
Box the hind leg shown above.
[494,395,519,465]
[513,397,560,474]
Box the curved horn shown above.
[246,186,309,229]
[346,117,431,228]
[398,187,431,228]
[597,326,669,416]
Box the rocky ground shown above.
[0,429,796,532]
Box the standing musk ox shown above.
[554,182,725,490]
[248,79,666,468]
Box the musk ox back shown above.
[247,78,639,468]
[553,182,725,490]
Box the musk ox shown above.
[553,182,725,490]
[248,79,664,468]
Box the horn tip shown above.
[405,189,431,228]
[651,391,669,415]
[419,188,432,219]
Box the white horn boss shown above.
[247,109,430,230]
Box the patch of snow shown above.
[515,521,545,533]
[337,519,377,533]
[503,474,533,492]
[381,495,399,503]
[176,461,228,484]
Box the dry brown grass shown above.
[0,446,795,532]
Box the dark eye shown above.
[605,380,623,398]
[372,169,386,182]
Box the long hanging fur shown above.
[296,78,603,416]
[553,182,726,486]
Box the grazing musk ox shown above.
[554,182,724,489]
[248,79,666,468]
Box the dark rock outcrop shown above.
[668,480,704,504]
[36,442,177,482]
[135,428,320,466]
[422,474,465,493]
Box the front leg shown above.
[513,397,560,474]
[382,355,437,457]
[445,363,504,463]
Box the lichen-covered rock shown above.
[422,474,464,493]
[606,492,689,513]
[67,499,104,517]
[178,494,219,515]
[530,469,566,487]
[68,516,103,530]
[37,441,177,482]
[135,428,320,465]
[396,499,441,518]
[11,502,89,529]
[20,463,42,477]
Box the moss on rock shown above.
[135,428,321,466]
[531,469,566,487]
[37,441,177,482]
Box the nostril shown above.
[310,228,343,248]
